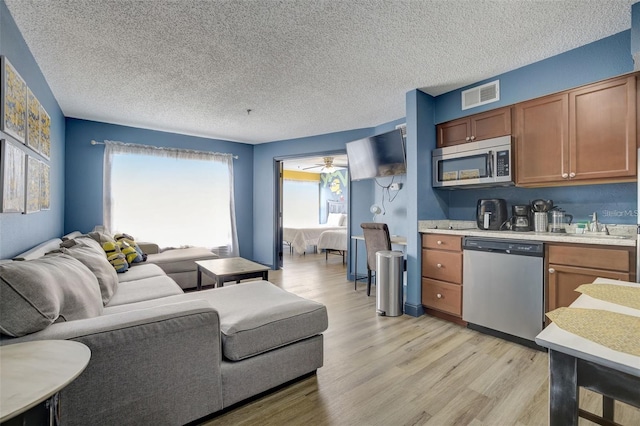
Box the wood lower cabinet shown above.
[436,107,511,148]
[516,74,637,187]
[421,234,464,324]
[546,243,636,312]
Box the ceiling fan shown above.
[302,156,347,172]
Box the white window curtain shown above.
[103,140,239,257]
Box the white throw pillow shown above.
[327,213,342,226]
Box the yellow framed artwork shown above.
[39,160,50,210]
[39,104,50,160]
[26,87,41,154]
[1,56,27,144]
[0,139,26,213]
[25,155,40,214]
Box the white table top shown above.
[0,340,91,422]
[535,278,640,377]
[351,235,407,245]
[196,257,269,275]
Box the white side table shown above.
[0,340,91,424]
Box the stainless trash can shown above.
[375,250,404,316]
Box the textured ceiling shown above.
[4,0,636,144]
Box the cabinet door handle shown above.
[569,172,576,178]
[437,240,443,245]
[549,268,556,273]
[436,263,443,268]
[470,135,476,141]
[436,293,443,299]
[561,173,569,179]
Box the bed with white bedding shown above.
[284,212,346,255]
[317,228,348,262]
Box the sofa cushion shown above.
[12,238,63,261]
[61,243,119,305]
[0,254,103,337]
[61,231,83,241]
[100,281,328,361]
[209,282,327,361]
[143,247,217,274]
[117,263,165,283]
[105,276,183,307]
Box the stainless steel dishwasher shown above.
[462,236,544,344]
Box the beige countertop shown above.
[418,220,637,247]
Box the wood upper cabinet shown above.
[569,76,637,182]
[515,94,569,185]
[437,107,511,147]
[516,74,638,186]
[546,243,635,312]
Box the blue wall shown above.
[0,1,65,258]
[404,89,438,316]
[64,118,255,259]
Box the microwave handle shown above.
[487,150,493,177]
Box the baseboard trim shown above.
[403,302,424,317]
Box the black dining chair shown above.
[360,222,392,296]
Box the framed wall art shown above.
[26,87,41,154]
[25,155,40,214]
[1,56,27,144]
[0,138,25,213]
[39,104,50,159]
[39,160,50,210]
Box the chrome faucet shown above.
[588,212,609,234]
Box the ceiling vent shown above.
[461,80,500,110]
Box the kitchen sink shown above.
[561,233,631,240]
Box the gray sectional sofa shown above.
[0,234,328,425]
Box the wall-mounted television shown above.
[345,129,406,181]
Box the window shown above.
[283,179,320,227]
[103,141,238,256]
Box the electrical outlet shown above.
[390,183,402,191]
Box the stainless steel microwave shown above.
[432,135,514,189]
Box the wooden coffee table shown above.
[195,257,269,290]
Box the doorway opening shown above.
[273,152,349,270]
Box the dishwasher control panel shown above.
[462,237,544,256]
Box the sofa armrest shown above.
[3,301,224,425]
[137,241,159,254]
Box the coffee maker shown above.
[511,204,532,232]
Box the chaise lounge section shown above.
[0,234,328,425]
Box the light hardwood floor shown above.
[202,252,640,426]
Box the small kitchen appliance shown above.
[476,199,507,230]
[511,204,532,232]
[550,209,573,233]
[432,136,513,189]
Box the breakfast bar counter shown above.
[535,277,640,425]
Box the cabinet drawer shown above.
[422,250,462,283]
[547,244,631,272]
[421,278,462,316]
[422,234,462,251]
